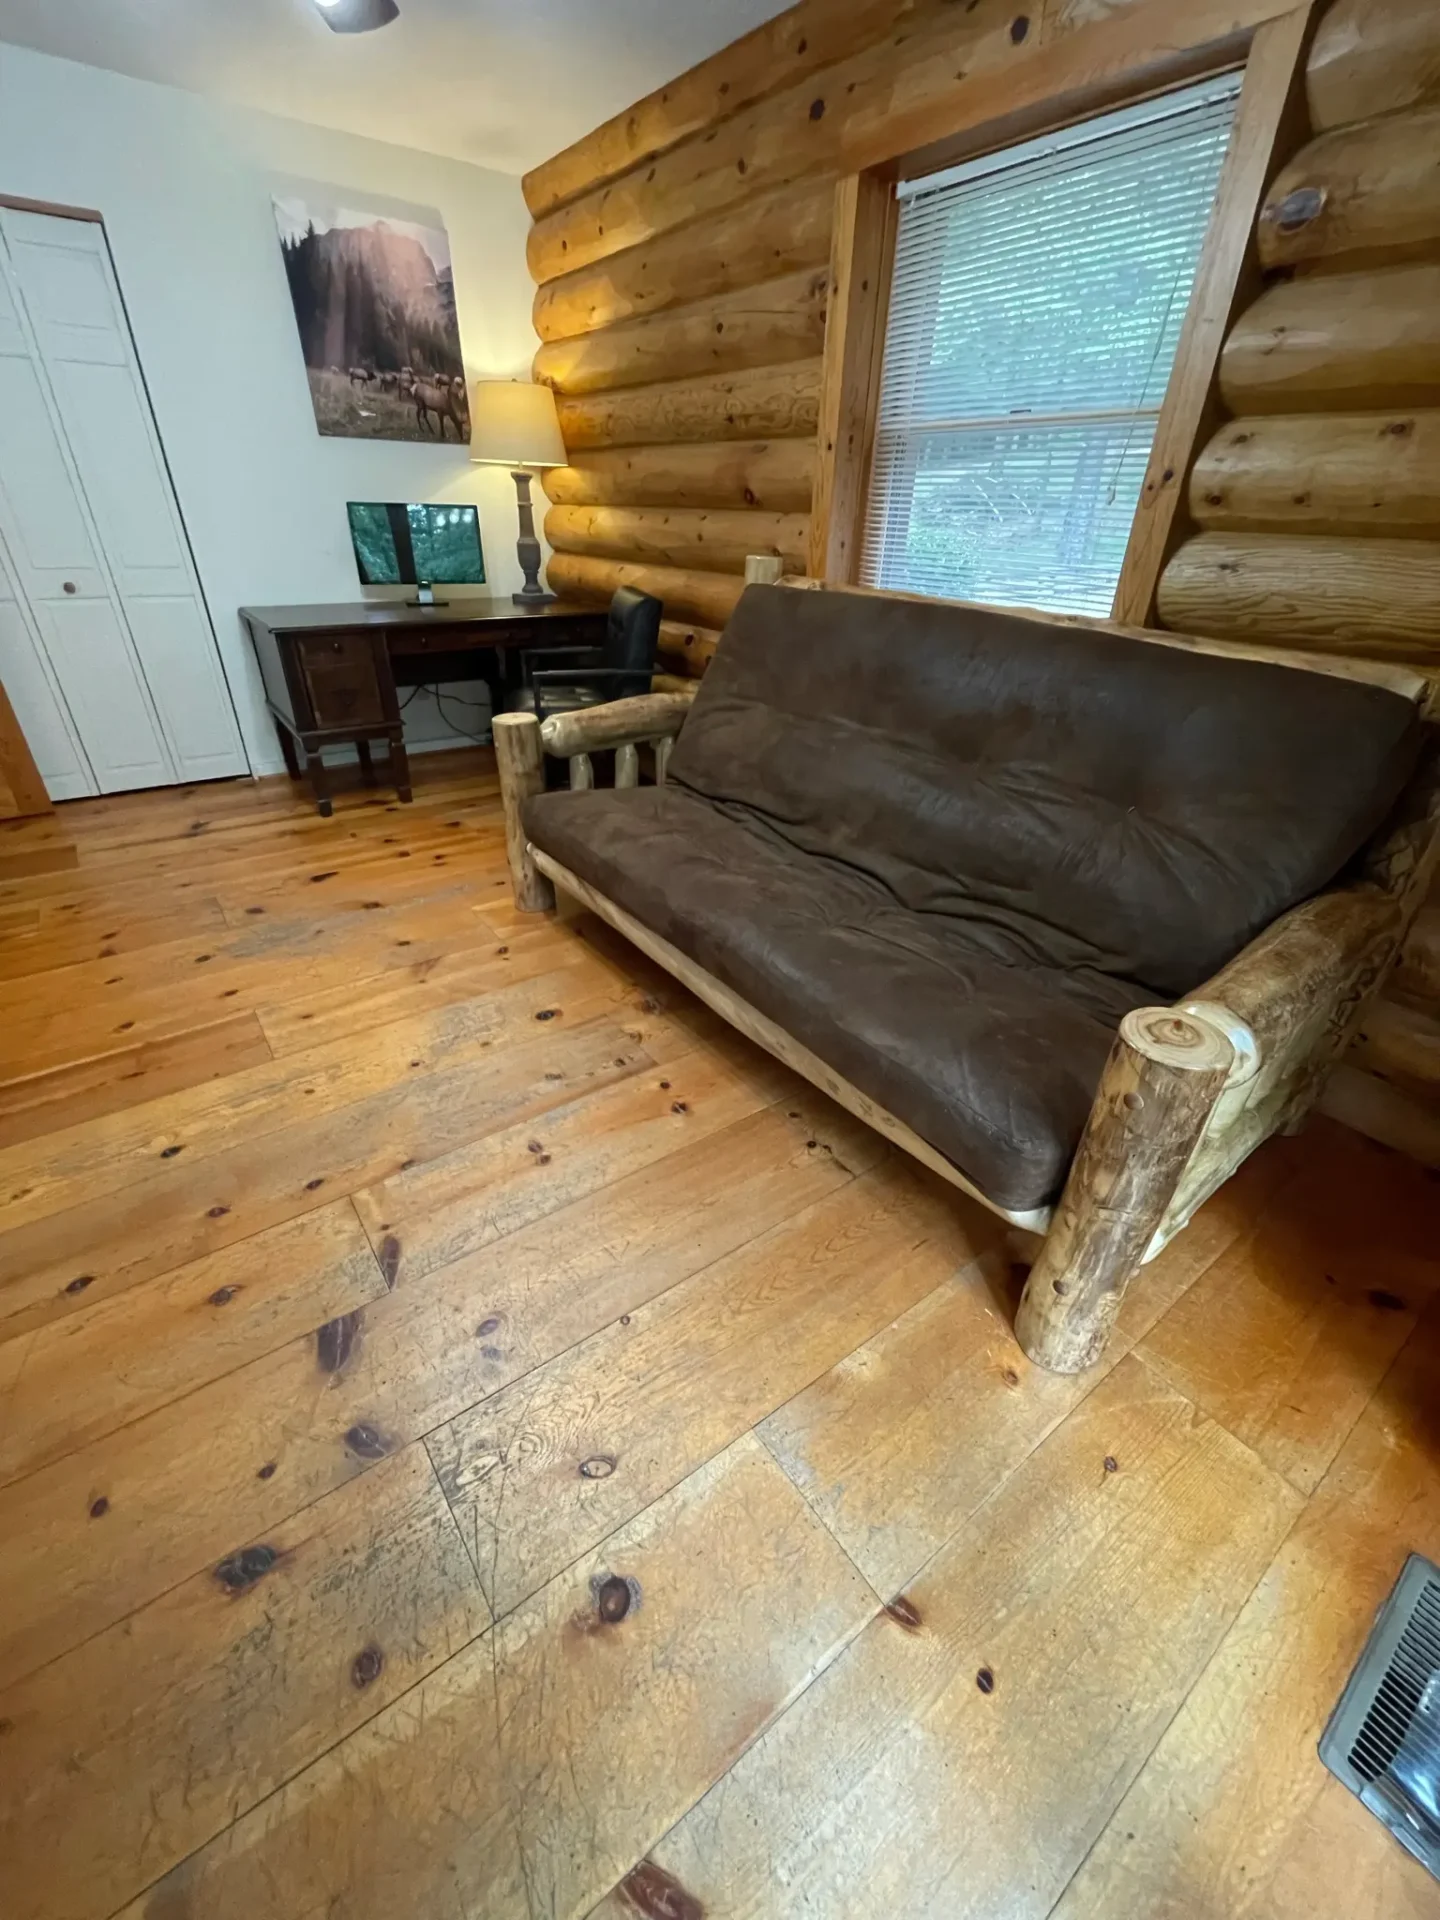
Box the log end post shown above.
[1016,1006,1236,1375]
[491,712,554,914]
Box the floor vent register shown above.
[1321,1552,1440,1881]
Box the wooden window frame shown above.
[812,0,1316,623]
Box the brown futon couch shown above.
[494,583,1439,1374]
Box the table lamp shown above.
[469,380,568,605]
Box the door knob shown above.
[62,581,77,595]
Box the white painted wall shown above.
[0,39,541,773]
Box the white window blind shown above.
[861,75,1240,616]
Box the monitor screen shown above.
[347,502,486,587]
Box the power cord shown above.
[396,682,493,743]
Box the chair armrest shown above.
[521,645,606,667]
[539,689,696,758]
[529,668,651,688]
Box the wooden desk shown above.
[240,598,608,815]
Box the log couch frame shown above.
[493,591,1440,1374]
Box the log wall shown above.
[524,0,1440,1164]
[1152,0,1440,1162]
[525,0,1195,680]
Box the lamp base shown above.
[510,468,556,608]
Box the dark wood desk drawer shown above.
[297,635,384,727]
[388,618,605,657]
[388,629,490,657]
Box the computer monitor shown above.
[347,502,486,605]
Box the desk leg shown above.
[276,720,301,780]
[390,732,413,804]
[357,738,377,787]
[305,749,333,818]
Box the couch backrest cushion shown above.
[668,585,1423,996]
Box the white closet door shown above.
[1,211,246,783]
[0,242,171,793]
[0,534,94,801]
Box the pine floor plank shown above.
[1140,1121,1440,1493]
[0,896,503,1074]
[615,1356,1302,1920]
[0,898,230,981]
[0,1014,656,1337]
[427,1161,973,1617]
[1260,1776,1440,1920]
[354,1035,794,1289]
[0,1443,488,1920]
[0,1200,385,1486]
[211,839,508,920]
[0,1013,273,1149]
[0,840,77,881]
[0,1096,866,1690]
[1052,1307,1440,1920]
[122,1436,875,1920]
[255,923,573,1054]
[0,961,621,1232]
[758,1139,1301,1599]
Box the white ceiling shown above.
[0,0,792,176]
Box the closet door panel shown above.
[0,575,93,802]
[0,354,108,602]
[3,213,246,781]
[35,595,170,792]
[124,597,247,777]
[0,257,26,357]
[48,356,183,595]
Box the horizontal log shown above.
[527,0,1280,286]
[1321,1062,1440,1166]
[1220,263,1440,413]
[521,0,940,218]
[545,505,810,573]
[657,619,723,676]
[1350,995,1440,1098]
[540,690,696,758]
[527,0,1020,283]
[1394,906,1440,1008]
[1156,531,1440,662]
[542,439,815,512]
[532,179,833,344]
[1258,104,1440,272]
[1307,0,1440,133]
[1190,410,1440,537]
[545,553,746,630]
[557,360,822,452]
[533,268,828,396]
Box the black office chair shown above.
[507,586,662,727]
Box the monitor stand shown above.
[405,581,448,609]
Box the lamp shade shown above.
[468,381,567,468]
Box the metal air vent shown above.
[1320,1553,1440,1880]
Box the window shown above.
[860,75,1240,617]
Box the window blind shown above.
[860,75,1240,617]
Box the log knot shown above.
[1267,185,1327,235]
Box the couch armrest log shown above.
[492,690,699,913]
[1016,876,1414,1376]
[1015,1007,1235,1374]
[492,713,554,913]
[539,689,695,758]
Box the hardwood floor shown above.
[1,750,1438,1920]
